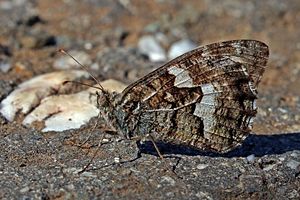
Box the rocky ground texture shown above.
[0,0,300,199]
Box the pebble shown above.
[196,164,209,170]
[114,157,120,163]
[102,138,110,143]
[263,163,276,171]
[144,22,160,33]
[65,184,75,190]
[55,35,73,48]
[81,171,97,178]
[161,176,176,186]
[168,39,197,60]
[84,42,93,50]
[138,35,166,62]
[54,50,92,70]
[0,0,26,10]
[19,186,30,193]
[0,1,13,10]
[246,154,256,163]
[0,60,11,73]
[0,45,12,73]
[286,160,300,170]
[90,62,100,70]
[195,191,213,200]
[290,152,299,158]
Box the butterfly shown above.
[97,40,269,154]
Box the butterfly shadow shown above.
[137,132,300,158]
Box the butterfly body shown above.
[97,40,269,153]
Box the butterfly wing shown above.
[116,40,269,152]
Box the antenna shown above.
[58,49,104,92]
[63,80,103,90]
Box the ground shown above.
[0,0,299,199]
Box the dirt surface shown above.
[0,0,300,199]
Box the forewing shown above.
[119,40,269,152]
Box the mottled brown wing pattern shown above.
[114,40,269,152]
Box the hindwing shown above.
[114,40,269,152]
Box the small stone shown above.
[291,152,299,158]
[196,164,209,170]
[278,107,288,113]
[263,163,276,171]
[114,157,120,163]
[14,62,27,71]
[166,192,174,197]
[81,171,97,178]
[195,191,213,200]
[0,1,13,10]
[144,22,160,33]
[161,175,176,186]
[286,160,300,170]
[54,50,92,70]
[278,157,285,161]
[90,62,100,70]
[102,138,110,143]
[246,154,256,163]
[168,39,197,60]
[63,167,81,174]
[20,186,30,193]
[0,59,11,73]
[55,35,73,48]
[138,35,166,62]
[281,114,289,120]
[84,42,93,50]
[66,184,75,190]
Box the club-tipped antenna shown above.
[58,49,104,92]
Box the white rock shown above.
[54,50,92,70]
[88,79,127,94]
[1,68,127,132]
[168,39,197,60]
[196,164,209,170]
[286,160,300,170]
[246,154,256,163]
[23,78,126,132]
[114,157,120,163]
[138,35,166,62]
[0,70,89,121]
[22,90,99,132]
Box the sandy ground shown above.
[0,0,299,199]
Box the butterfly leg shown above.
[146,133,164,160]
[78,129,107,174]
[132,134,164,159]
[146,133,183,178]
[131,135,181,177]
